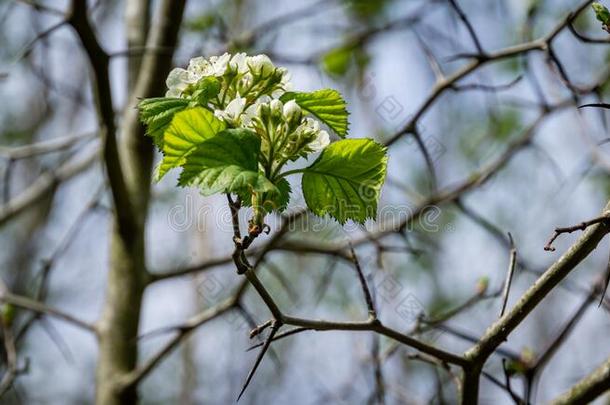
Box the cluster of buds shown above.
[164,53,332,179]
[165,53,290,111]
[248,98,330,175]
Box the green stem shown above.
[251,191,265,228]
[277,168,306,179]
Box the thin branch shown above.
[500,233,517,317]
[0,146,98,227]
[544,215,609,252]
[0,288,96,333]
[246,327,311,352]
[0,132,96,160]
[14,0,65,16]
[119,295,237,389]
[462,200,610,402]
[68,0,136,237]
[348,244,377,318]
[237,321,280,401]
[447,0,484,55]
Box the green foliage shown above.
[184,12,219,32]
[138,97,190,148]
[301,139,387,224]
[321,45,370,79]
[1,303,14,326]
[593,2,610,26]
[191,77,221,105]
[322,47,353,77]
[343,0,390,21]
[157,107,226,180]
[281,89,349,137]
[489,110,521,141]
[138,53,388,225]
[179,129,276,196]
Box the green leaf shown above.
[593,2,610,25]
[301,138,387,224]
[138,97,190,148]
[190,76,221,104]
[179,129,276,196]
[157,107,226,181]
[321,45,369,78]
[280,89,349,138]
[184,12,218,32]
[321,47,353,77]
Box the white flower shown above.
[248,54,275,76]
[209,53,231,76]
[279,67,292,89]
[229,53,249,74]
[241,103,258,127]
[214,94,246,124]
[305,117,319,132]
[187,56,213,77]
[165,67,195,97]
[309,129,330,151]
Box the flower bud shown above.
[248,54,275,77]
[257,102,271,121]
[282,100,302,129]
[270,99,283,119]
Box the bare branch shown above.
[499,233,517,317]
[544,215,609,252]
[348,244,377,319]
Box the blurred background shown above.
[1,0,610,403]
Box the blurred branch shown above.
[447,0,484,55]
[0,146,98,227]
[0,132,96,160]
[14,0,64,16]
[385,0,596,147]
[0,283,96,333]
[462,199,610,402]
[68,0,135,237]
[551,354,610,404]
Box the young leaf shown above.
[179,129,276,196]
[239,177,292,213]
[192,76,221,105]
[280,89,349,138]
[301,138,387,224]
[157,107,226,180]
[593,2,610,26]
[138,97,190,148]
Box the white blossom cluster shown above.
[165,53,331,163]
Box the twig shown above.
[348,244,377,319]
[500,233,517,317]
[447,0,484,55]
[0,320,18,396]
[237,320,280,401]
[0,132,96,160]
[0,288,96,333]
[246,327,311,352]
[249,319,273,339]
[544,215,609,252]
